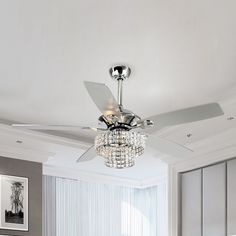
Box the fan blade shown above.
[76,145,96,162]
[12,124,101,132]
[147,134,193,158]
[84,81,120,116]
[145,103,224,132]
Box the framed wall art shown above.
[0,175,28,231]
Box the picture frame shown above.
[0,175,28,231]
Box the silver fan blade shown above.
[12,124,101,132]
[147,134,193,158]
[76,145,96,162]
[84,81,121,116]
[145,103,224,132]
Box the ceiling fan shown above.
[12,65,224,168]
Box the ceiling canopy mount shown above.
[109,65,131,81]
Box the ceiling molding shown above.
[0,144,52,163]
[0,123,90,150]
[43,164,167,188]
[171,126,236,172]
[168,126,236,236]
[0,123,91,163]
[44,164,142,188]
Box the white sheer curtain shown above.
[43,176,57,236]
[43,176,167,236]
[56,178,78,236]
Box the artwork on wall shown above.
[0,175,28,231]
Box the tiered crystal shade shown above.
[95,129,146,168]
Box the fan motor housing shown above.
[98,109,141,130]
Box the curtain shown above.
[56,178,78,236]
[43,176,167,236]
[43,176,57,236]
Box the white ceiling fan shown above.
[12,65,224,168]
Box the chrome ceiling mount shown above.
[109,65,131,107]
[109,65,131,81]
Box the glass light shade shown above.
[95,129,146,169]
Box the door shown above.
[202,163,226,236]
[181,169,202,236]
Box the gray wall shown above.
[0,156,42,236]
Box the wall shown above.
[0,156,42,236]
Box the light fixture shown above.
[95,129,146,168]
[10,65,225,167]
[16,140,23,144]
[227,116,235,120]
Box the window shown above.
[43,176,167,236]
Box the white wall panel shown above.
[181,170,202,236]
[203,163,226,236]
[227,159,236,235]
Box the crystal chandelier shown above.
[95,129,147,169]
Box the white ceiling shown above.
[0,0,236,182]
